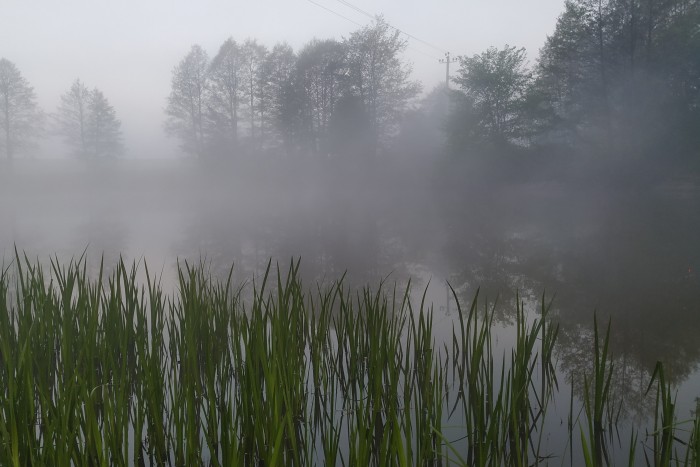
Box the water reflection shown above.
[2,158,699,426]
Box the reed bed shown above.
[0,253,698,466]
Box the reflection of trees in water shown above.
[557,323,655,421]
[437,172,700,408]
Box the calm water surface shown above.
[1,158,698,464]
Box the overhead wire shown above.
[333,0,375,20]
[305,0,364,27]
[304,0,444,60]
[332,0,447,54]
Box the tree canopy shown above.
[344,17,421,154]
[55,79,122,158]
[0,58,42,159]
[444,0,699,165]
[165,45,210,157]
[164,17,420,159]
[453,46,531,145]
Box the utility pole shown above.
[439,52,455,88]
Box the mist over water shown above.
[2,0,700,463]
[3,148,700,466]
[2,152,699,413]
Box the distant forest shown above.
[1,0,699,172]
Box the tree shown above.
[261,42,296,150]
[55,79,91,157]
[0,58,42,159]
[453,45,532,144]
[394,84,450,158]
[328,93,372,158]
[208,38,243,153]
[345,17,421,154]
[240,39,267,147]
[165,45,210,157]
[533,0,700,153]
[86,89,123,158]
[56,79,122,158]
[293,38,347,154]
[534,2,592,143]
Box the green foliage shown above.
[443,0,700,163]
[451,45,532,146]
[532,0,700,156]
[1,254,698,465]
[579,314,616,466]
[0,255,448,465]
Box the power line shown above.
[305,0,364,27]
[304,0,443,62]
[334,0,374,20]
[332,0,447,54]
[409,47,441,61]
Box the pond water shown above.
[1,157,699,464]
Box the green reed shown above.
[0,252,698,466]
[580,314,617,467]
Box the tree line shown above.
[0,60,123,160]
[2,2,699,164]
[165,17,420,159]
[447,0,700,163]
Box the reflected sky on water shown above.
[2,157,699,464]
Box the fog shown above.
[2,0,700,461]
[1,0,564,158]
[2,142,699,389]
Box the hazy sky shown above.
[2,0,564,158]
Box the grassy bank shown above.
[0,253,697,466]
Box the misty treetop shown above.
[165,17,421,159]
[0,58,43,160]
[1,0,698,166]
[54,79,123,159]
[165,45,210,158]
[86,89,124,158]
[447,0,700,161]
[533,0,700,155]
[452,46,531,145]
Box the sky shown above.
[1,0,565,158]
